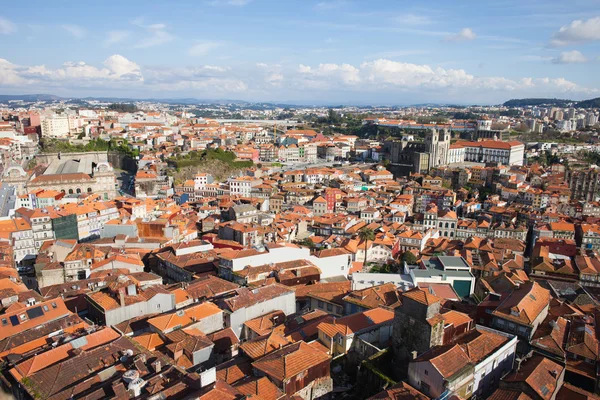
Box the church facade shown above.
[388,128,451,173]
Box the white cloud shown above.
[444,28,476,42]
[104,30,131,47]
[0,17,17,34]
[61,24,86,39]
[552,50,588,64]
[551,16,600,46]
[522,55,553,62]
[266,73,284,86]
[294,59,597,95]
[0,55,596,100]
[298,63,361,86]
[103,54,142,78]
[188,41,221,57]
[395,14,432,25]
[132,18,174,48]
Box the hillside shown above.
[168,149,253,183]
[576,97,600,109]
[503,98,573,107]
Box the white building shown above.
[220,284,296,339]
[229,176,262,197]
[219,243,352,279]
[447,144,466,164]
[41,115,70,138]
[408,325,517,399]
[458,140,525,166]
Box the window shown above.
[51,302,57,309]
[318,300,324,308]
[327,303,333,312]
[1,318,6,326]
[43,305,49,312]
[19,314,26,321]
[424,369,428,376]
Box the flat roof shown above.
[411,266,474,279]
[438,256,471,269]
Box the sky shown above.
[1,0,600,105]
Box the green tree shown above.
[298,238,315,249]
[401,251,417,265]
[358,227,375,268]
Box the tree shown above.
[401,251,417,265]
[358,227,375,268]
[298,238,315,249]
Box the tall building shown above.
[41,115,70,138]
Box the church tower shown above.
[425,128,439,170]
[437,128,450,167]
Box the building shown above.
[408,256,476,298]
[455,140,525,166]
[317,307,394,356]
[566,169,600,202]
[15,208,55,250]
[490,281,550,341]
[408,326,517,399]
[86,283,176,326]
[40,115,70,138]
[251,341,333,399]
[388,128,451,173]
[218,284,296,339]
[24,157,117,200]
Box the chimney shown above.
[119,288,126,307]
[411,350,418,360]
[151,359,162,373]
[127,284,137,296]
[549,370,558,378]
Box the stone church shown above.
[387,128,451,173]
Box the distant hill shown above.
[575,97,600,109]
[0,94,63,102]
[503,98,573,107]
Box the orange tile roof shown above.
[132,332,165,351]
[492,281,551,326]
[148,301,221,332]
[368,382,429,400]
[317,307,394,338]
[421,344,471,378]
[252,341,331,381]
[402,287,441,306]
[503,355,564,400]
[234,376,284,400]
[240,331,291,360]
[0,298,72,341]
[10,327,119,380]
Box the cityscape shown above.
[2,1,600,400]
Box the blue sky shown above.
[1,0,600,104]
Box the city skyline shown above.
[1,0,600,104]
